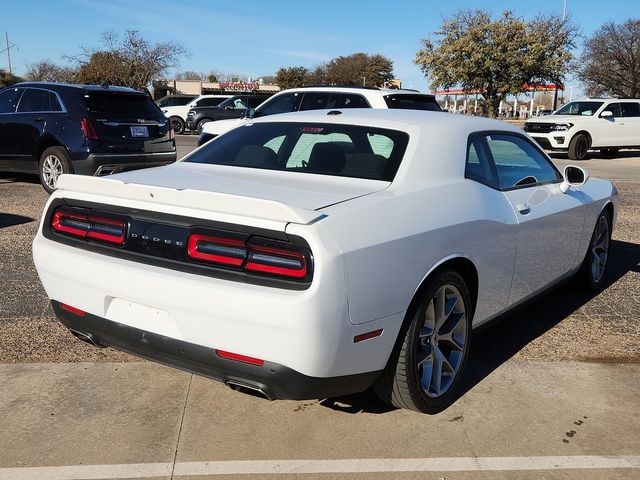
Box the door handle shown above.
[516,203,531,215]
[34,117,44,122]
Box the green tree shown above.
[578,19,640,98]
[0,68,22,88]
[326,53,393,86]
[275,66,309,89]
[415,10,576,117]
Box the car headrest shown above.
[308,142,346,173]
[233,145,278,169]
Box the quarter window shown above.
[621,102,640,117]
[484,134,561,189]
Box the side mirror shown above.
[560,165,589,193]
[245,108,256,119]
[600,110,613,118]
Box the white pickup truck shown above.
[524,99,640,160]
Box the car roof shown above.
[13,82,146,94]
[277,86,435,97]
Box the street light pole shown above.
[562,0,567,20]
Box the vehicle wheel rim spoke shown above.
[417,284,467,398]
[590,216,609,282]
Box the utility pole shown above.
[562,0,567,20]
[1,31,17,74]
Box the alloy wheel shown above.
[41,155,64,189]
[590,215,610,283]
[416,284,467,398]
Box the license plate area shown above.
[105,298,181,339]
[130,126,149,138]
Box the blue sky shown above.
[1,0,637,94]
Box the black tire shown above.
[373,270,472,414]
[170,116,185,134]
[600,148,618,158]
[38,146,72,194]
[568,133,591,160]
[576,209,612,291]
[197,119,212,134]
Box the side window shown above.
[338,93,370,109]
[48,91,62,112]
[17,89,51,112]
[256,93,299,115]
[621,102,640,117]
[465,137,498,189]
[300,92,338,111]
[485,134,561,189]
[606,103,622,117]
[229,97,248,110]
[248,97,265,108]
[0,88,22,114]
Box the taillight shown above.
[245,242,307,278]
[186,234,310,281]
[80,118,99,140]
[168,120,175,140]
[187,234,245,266]
[52,209,125,245]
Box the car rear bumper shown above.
[71,151,177,176]
[51,300,381,400]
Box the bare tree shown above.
[70,30,189,89]
[175,70,207,81]
[578,19,640,98]
[25,60,76,83]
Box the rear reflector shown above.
[215,349,264,366]
[60,303,86,317]
[353,329,383,343]
[52,209,125,245]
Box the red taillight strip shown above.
[80,117,99,140]
[215,349,264,366]
[60,303,86,317]
[52,211,90,237]
[51,209,125,245]
[187,234,246,266]
[245,244,307,278]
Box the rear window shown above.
[185,122,409,181]
[384,94,442,111]
[84,92,161,117]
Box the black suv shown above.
[0,82,176,192]
[185,94,271,133]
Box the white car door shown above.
[620,102,640,147]
[597,102,626,146]
[482,133,587,304]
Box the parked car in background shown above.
[185,94,272,133]
[525,99,640,159]
[198,86,442,145]
[155,94,196,109]
[33,109,616,413]
[0,82,176,193]
[162,94,232,133]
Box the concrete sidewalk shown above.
[0,360,639,479]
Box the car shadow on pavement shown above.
[320,239,639,415]
[0,212,35,228]
[0,172,40,186]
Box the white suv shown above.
[524,99,640,160]
[198,86,442,145]
[162,94,231,134]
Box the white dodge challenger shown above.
[33,109,618,413]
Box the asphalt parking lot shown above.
[0,135,639,479]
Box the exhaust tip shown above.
[225,380,273,401]
[69,329,104,348]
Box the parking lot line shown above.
[1,456,639,479]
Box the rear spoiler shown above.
[56,175,325,225]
